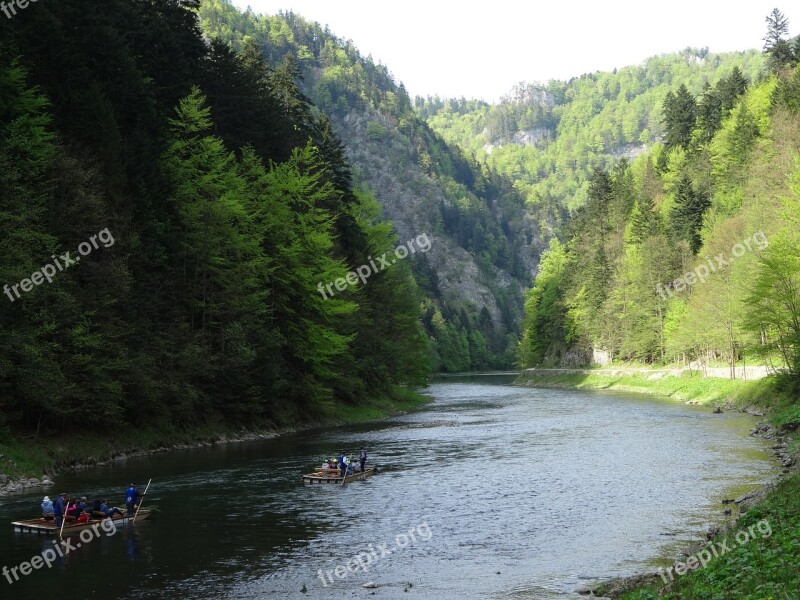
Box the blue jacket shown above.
[41,500,54,514]
[54,496,64,516]
[126,486,137,504]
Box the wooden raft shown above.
[302,467,378,484]
[11,510,152,535]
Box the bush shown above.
[366,121,387,141]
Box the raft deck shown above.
[303,467,378,484]
[11,510,151,535]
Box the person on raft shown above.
[125,483,144,515]
[358,447,367,473]
[41,496,55,519]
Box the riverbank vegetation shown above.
[517,370,800,428]
[612,469,800,599]
[515,10,800,399]
[0,386,430,483]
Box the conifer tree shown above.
[663,84,697,150]
[763,8,790,52]
[763,9,796,72]
[669,175,710,254]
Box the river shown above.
[0,377,777,599]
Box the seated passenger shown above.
[100,498,124,518]
[41,496,55,519]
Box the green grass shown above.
[517,371,793,411]
[335,386,431,423]
[0,422,267,480]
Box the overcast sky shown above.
[230,1,791,101]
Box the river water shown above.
[0,377,776,599]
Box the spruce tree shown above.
[697,82,722,142]
[763,8,790,52]
[663,84,697,150]
[669,175,710,254]
[763,9,796,72]
[718,67,748,112]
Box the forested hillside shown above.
[0,0,431,438]
[421,49,765,212]
[197,0,548,371]
[518,10,800,392]
[3,0,799,447]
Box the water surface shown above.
[0,380,776,599]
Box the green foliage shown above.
[746,230,800,383]
[423,50,764,213]
[620,471,800,599]
[763,8,797,73]
[663,84,698,151]
[0,0,433,439]
[764,8,790,52]
[518,239,569,367]
[198,0,533,371]
[772,63,800,111]
[517,54,800,377]
[366,121,387,141]
[772,402,800,429]
[669,175,710,253]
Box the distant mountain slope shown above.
[196,2,767,372]
[420,48,765,210]
[198,0,557,370]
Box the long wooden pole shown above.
[132,478,152,523]
[58,496,69,540]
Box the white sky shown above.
[231,0,791,101]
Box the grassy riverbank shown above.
[517,370,800,429]
[0,386,431,487]
[613,469,800,599]
[518,369,800,598]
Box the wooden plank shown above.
[302,467,376,484]
[11,510,151,535]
